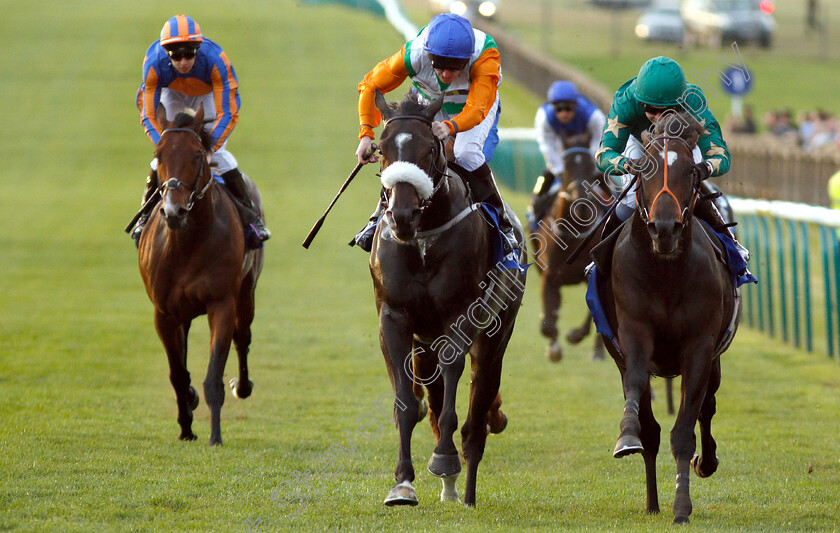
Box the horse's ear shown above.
[686,128,700,149]
[425,96,444,121]
[194,104,205,129]
[156,104,168,128]
[374,90,392,121]
[640,129,652,145]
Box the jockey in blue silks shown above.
[527,80,606,229]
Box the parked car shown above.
[635,2,684,43]
[429,0,500,21]
[681,0,776,48]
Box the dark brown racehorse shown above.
[369,91,526,508]
[138,104,264,446]
[597,112,740,523]
[530,132,609,362]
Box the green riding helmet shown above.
[632,56,687,107]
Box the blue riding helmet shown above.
[547,80,579,103]
[423,13,475,59]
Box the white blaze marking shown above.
[660,148,678,167]
[395,133,412,159]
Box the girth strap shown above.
[414,203,481,238]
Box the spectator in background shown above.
[730,104,757,134]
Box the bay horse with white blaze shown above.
[594,112,741,523]
[138,104,264,446]
[531,131,608,362]
[370,91,526,507]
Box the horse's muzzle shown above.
[386,207,421,242]
[647,220,683,256]
[161,204,188,230]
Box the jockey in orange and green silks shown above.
[350,13,518,254]
[130,14,270,248]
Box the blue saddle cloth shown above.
[479,203,530,275]
[585,222,757,341]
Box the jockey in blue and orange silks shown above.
[130,14,269,248]
[350,13,517,253]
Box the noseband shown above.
[637,135,699,225]
[158,127,213,212]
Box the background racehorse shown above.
[369,91,526,508]
[595,112,740,523]
[138,104,264,446]
[530,132,608,362]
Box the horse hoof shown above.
[440,476,459,502]
[179,431,197,441]
[428,453,461,478]
[691,454,719,478]
[566,329,585,344]
[673,515,690,525]
[417,399,428,423]
[590,350,605,361]
[487,412,508,435]
[188,386,200,411]
[613,435,644,458]
[546,341,563,362]
[229,378,254,399]
[384,480,418,506]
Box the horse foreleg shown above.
[637,385,661,514]
[155,312,198,441]
[427,337,467,480]
[413,341,442,441]
[692,358,720,478]
[670,345,713,524]
[460,335,506,507]
[205,300,236,446]
[613,330,653,458]
[230,275,257,400]
[591,329,606,361]
[566,309,591,345]
[380,306,421,506]
[540,274,562,362]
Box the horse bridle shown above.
[636,135,700,225]
[157,127,213,212]
[381,114,449,209]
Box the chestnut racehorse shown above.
[531,132,608,362]
[138,104,264,445]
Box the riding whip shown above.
[301,144,378,249]
[123,190,161,234]
[565,173,639,264]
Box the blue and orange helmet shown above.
[160,14,203,47]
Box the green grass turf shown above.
[1,1,839,531]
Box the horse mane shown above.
[172,111,213,150]
[652,111,704,144]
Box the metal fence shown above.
[491,133,840,360]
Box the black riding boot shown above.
[463,163,519,254]
[131,168,158,248]
[349,188,386,252]
[222,168,271,248]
